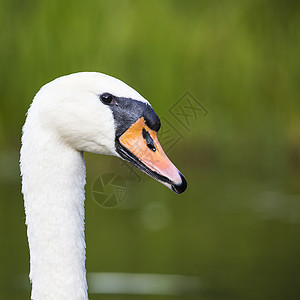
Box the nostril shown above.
[147,143,156,152]
[142,128,156,152]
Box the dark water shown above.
[1,149,299,300]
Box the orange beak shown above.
[116,117,187,194]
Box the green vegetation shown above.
[0,0,299,299]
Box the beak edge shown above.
[171,172,187,194]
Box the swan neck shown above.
[21,125,88,300]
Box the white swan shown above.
[20,72,187,300]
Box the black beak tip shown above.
[171,172,187,194]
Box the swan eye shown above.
[100,93,114,104]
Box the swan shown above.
[20,72,187,300]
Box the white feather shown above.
[20,72,148,300]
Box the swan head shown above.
[33,72,187,194]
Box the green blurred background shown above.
[1,0,300,299]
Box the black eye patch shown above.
[107,96,161,138]
[143,105,161,132]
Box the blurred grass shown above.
[0,0,300,299]
[0,0,300,174]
